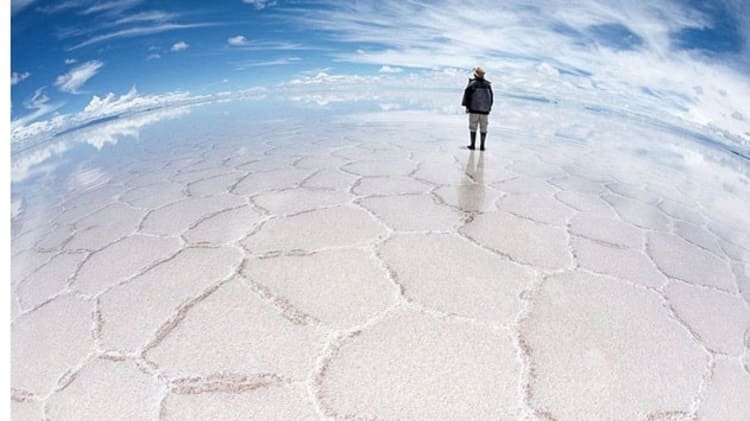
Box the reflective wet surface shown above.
[10,97,750,420]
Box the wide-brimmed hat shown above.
[473,67,485,78]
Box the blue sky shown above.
[11,0,337,114]
[10,0,750,146]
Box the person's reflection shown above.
[457,150,486,212]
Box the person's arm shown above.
[489,85,494,109]
[462,81,472,110]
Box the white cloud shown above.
[242,0,276,10]
[11,71,31,85]
[25,87,50,109]
[292,0,750,141]
[37,0,88,14]
[80,0,142,15]
[379,65,402,73]
[235,57,302,69]
[79,87,190,119]
[114,10,176,25]
[54,60,103,94]
[147,53,161,60]
[11,87,267,181]
[379,103,401,111]
[64,58,77,64]
[228,35,249,46]
[11,86,267,146]
[171,41,189,52]
[68,23,215,51]
[64,165,110,192]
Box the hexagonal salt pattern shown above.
[521,272,707,420]
[316,309,521,420]
[11,114,750,419]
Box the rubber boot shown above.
[480,132,487,151]
[468,131,476,150]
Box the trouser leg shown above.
[479,115,488,150]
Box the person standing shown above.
[461,67,493,150]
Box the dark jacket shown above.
[462,78,493,114]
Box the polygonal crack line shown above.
[658,222,735,265]
[139,273,240,362]
[91,297,106,352]
[63,202,124,232]
[13,248,62,289]
[13,287,80,322]
[509,268,549,420]
[32,226,77,253]
[406,160,425,179]
[246,192,279,216]
[236,214,279,253]
[12,250,72,306]
[549,191,591,215]
[165,373,290,404]
[73,243,187,301]
[705,221,750,252]
[226,171,253,195]
[500,207,571,230]
[688,354,716,416]
[350,199,396,235]
[345,175,366,196]
[643,237,737,297]
[370,237,412,305]
[182,203,249,233]
[305,302,413,420]
[42,347,102,402]
[456,227,563,273]
[603,188,674,219]
[565,226,640,252]
[237,273,323,328]
[89,246,231,356]
[561,222,581,274]
[650,287,715,416]
[297,168,327,187]
[184,174,239,198]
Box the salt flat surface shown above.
[10,105,750,420]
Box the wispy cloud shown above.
[80,0,142,16]
[54,60,103,93]
[64,58,77,64]
[12,87,65,138]
[379,65,402,73]
[25,87,51,109]
[242,0,276,10]
[11,86,268,147]
[228,35,250,46]
[114,10,176,25]
[292,0,750,141]
[235,57,302,69]
[171,41,189,52]
[11,0,37,15]
[226,37,307,50]
[37,0,88,14]
[11,71,31,85]
[67,22,215,51]
[147,53,161,60]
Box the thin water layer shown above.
[10,98,750,420]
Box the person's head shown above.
[473,66,485,79]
